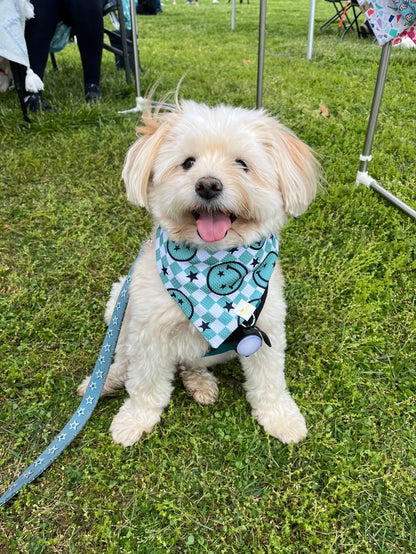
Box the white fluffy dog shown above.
[78,100,320,447]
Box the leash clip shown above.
[230,315,272,357]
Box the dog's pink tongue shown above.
[196,211,232,243]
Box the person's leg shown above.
[25,0,61,80]
[66,0,104,99]
[23,0,60,111]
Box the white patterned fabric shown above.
[0,0,33,66]
[359,0,416,44]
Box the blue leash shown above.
[0,255,139,507]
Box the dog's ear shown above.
[264,117,320,217]
[122,111,176,208]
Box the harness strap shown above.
[204,286,269,357]
[0,254,140,507]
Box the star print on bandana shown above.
[155,227,279,349]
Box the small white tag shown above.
[234,300,256,321]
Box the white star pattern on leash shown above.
[0,251,139,507]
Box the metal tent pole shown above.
[357,42,392,178]
[231,0,236,30]
[119,0,147,113]
[256,0,267,109]
[356,41,416,219]
[130,0,142,100]
[306,0,316,59]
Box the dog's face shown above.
[122,101,320,248]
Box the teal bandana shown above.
[155,227,279,349]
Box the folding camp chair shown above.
[320,0,364,39]
[50,0,142,85]
[320,0,350,30]
[103,0,143,84]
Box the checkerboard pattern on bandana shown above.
[156,227,279,349]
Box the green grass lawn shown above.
[0,1,415,551]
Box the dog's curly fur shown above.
[78,100,320,446]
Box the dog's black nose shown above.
[195,177,223,200]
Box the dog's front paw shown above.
[77,371,125,398]
[77,376,91,397]
[109,400,162,447]
[252,394,307,444]
[179,365,219,405]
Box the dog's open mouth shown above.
[192,210,236,243]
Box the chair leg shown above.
[117,0,132,84]
[9,61,31,123]
[321,1,353,31]
[351,2,364,37]
[50,52,59,72]
[340,1,364,40]
[103,0,144,84]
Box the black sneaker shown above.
[23,93,54,113]
[85,83,103,103]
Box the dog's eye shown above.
[235,159,249,172]
[182,157,196,170]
